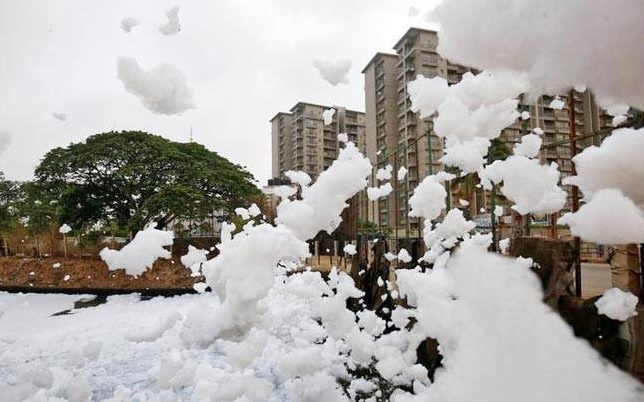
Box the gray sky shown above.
[0,0,439,186]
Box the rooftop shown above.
[361,52,399,74]
[289,101,331,112]
[393,27,438,50]
[269,111,292,122]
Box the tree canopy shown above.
[0,173,20,235]
[35,131,260,232]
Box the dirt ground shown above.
[0,256,198,290]
[0,255,346,292]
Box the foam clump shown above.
[181,245,208,275]
[116,57,195,115]
[408,71,527,174]
[285,170,312,187]
[430,0,644,110]
[408,173,453,222]
[397,166,408,180]
[312,59,352,86]
[513,134,542,158]
[595,288,639,321]
[394,248,643,401]
[276,142,371,240]
[323,108,335,125]
[367,183,393,201]
[480,155,566,215]
[565,128,644,208]
[559,189,644,244]
[343,244,357,256]
[100,225,173,276]
[376,164,393,181]
[121,17,140,33]
[159,6,180,36]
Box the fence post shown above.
[63,234,68,259]
[315,241,320,265]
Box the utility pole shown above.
[639,245,644,302]
[568,89,582,297]
[394,151,399,251]
[520,99,531,237]
[63,233,68,259]
[490,184,498,252]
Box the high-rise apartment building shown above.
[533,91,613,214]
[396,28,478,237]
[362,52,399,228]
[270,102,366,180]
[270,102,368,238]
[363,28,474,238]
[363,27,612,241]
[270,112,293,178]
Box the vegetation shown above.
[0,131,259,255]
[357,219,380,237]
[0,173,20,254]
[487,137,512,250]
[35,131,260,233]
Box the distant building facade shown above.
[363,27,613,241]
[267,28,614,244]
[362,52,399,232]
[270,102,369,230]
[270,102,366,180]
[270,112,293,179]
[363,28,475,237]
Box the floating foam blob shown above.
[158,6,180,36]
[312,59,352,86]
[100,225,173,276]
[116,57,195,115]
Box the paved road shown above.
[580,262,612,298]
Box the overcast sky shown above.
[0,0,439,186]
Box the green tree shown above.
[14,181,60,256]
[487,137,512,251]
[35,131,260,233]
[358,219,380,237]
[487,137,512,163]
[0,173,20,255]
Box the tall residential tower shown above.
[270,102,365,180]
[363,27,612,241]
[363,28,474,238]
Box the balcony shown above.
[323,141,336,151]
[544,149,558,158]
[420,54,438,66]
[323,132,336,141]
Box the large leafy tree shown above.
[0,173,21,254]
[0,173,18,229]
[13,181,60,256]
[35,131,259,233]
